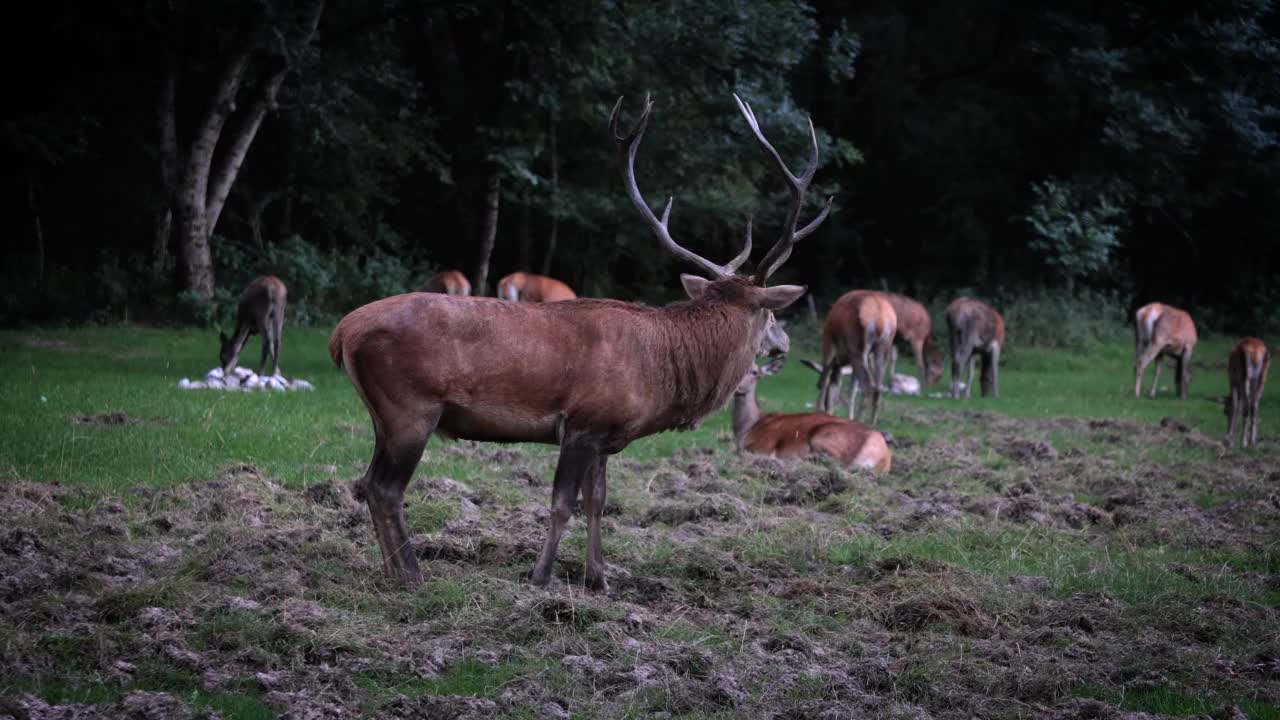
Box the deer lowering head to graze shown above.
[219,275,287,377]
[734,358,891,472]
[1225,337,1270,447]
[497,272,577,302]
[882,292,944,388]
[815,290,897,425]
[421,270,471,296]
[1134,302,1198,399]
[945,297,1004,399]
[329,93,830,591]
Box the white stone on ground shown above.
[177,367,314,392]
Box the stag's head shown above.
[611,94,831,359]
[218,330,237,374]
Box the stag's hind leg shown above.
[531,443,599,587]
[581,455,611,592]
[364,407,439,586]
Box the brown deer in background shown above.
[329,94,830,591]
[220,275,287,376]
[734,358,891,472]
[816,290,897,425]
[1134,302,1197,399]
[421,270,471,296]
[497,272,577,302]
[946,297,1004,398]
[1226,337,1270,447]
[883,292,944,388]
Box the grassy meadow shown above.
[0,323,1277,719]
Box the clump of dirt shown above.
[764,462,853,505]
[996,437,1059,463]
[966,492,1112,529]
[72,411,137,426]
[641,493,749,526]
[884,590,992,636]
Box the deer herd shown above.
[217,96,1269,590]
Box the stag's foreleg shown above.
[581,455,611,592]
[1134,343,1163,398]
[364,407,438,586]
[531,443,598,587]
[950,340,971,400]
[817,355,840,415]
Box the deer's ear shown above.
[681,274,712,299]
[757,284,806,310]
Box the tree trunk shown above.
[474,172,502,296]
[152,208,172,278]
[177,201,215,301]
[28,177,44,282]
[541,112,560,276]
[517,200,532,270]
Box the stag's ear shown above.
[681,274,712,299]
[756,284,806,310]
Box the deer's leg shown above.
[364,407,438,586]
[888,345,899,378]
[582,455,610,592]
[1177,348,1193,400]
[911,338,926,385]
[268,311,282,376]
[950,347,967,399]
[1135,344,1162,398]
[258,324,274,376]
[850,357,872,421]
[531,443,595,587]
[989,343,1001,398]
[816,362,837,414]
[869,344,890,425]
[1226,388,1241,446]
[965,351,977,399]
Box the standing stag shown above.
[329,94,830,590]
[1225,337,1270,447]
[1134,302,1197,399]
[497,272,577,302]
[219,275,287,376]
[734,358,891,472]
[946,297,1004,398]
[816,290,897,425]
[421,270,472,296]
[883,292,944,388]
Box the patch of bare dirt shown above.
[71,411,138,426]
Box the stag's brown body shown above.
[220,275,287,376]
[329,93,828,592]
[1226,337,1270,447]
[946,297,1004,398]
[733,362,891,472]
[497,272,577,302]
[1134,302,1197,399]
[816,290,897,425]
[882,292,943,387]
[421,270,471,296]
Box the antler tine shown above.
[733,93,828,283]
[723,218,753,274]
[612,95,733,279]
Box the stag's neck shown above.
[731,390,760,450]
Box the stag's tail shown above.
[328,323,346,371]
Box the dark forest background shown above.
[4,0,1278,336]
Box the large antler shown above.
[733,94,832,284]
[611,95,752,279]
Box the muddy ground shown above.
[1,410,1277,719]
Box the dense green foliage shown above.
[5,0,1278,331]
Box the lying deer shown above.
[220,275,287,377]
[945,297,1004,398]
[815,290,896,425]
[330,94,830,591]
[1134,302,1197,399]
[1226,337,1270,447]
[734,358,891,472]
[497,272,577,302]
[883,292,944,388]
[421,270,471,296]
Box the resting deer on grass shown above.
[882,292,944,388]
[329,93,830,591]
[1226,337,1270,447]
[815,290,897,425]
[734,358,891,472]
[421,270,471,296]
[497,272,577,302]
[220,275,287,377]
[946,297,1004,398]
[1134,302,1197,399]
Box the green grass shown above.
[1076,685,1280,719]
[2,326,1267,492]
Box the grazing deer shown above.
[329,94,830,590]
[1134,302,1198,399]
[883,292,944,388]
[945,297,1004,398]
[1225,337,1270,447]
[734,358,891,472]
[815,290,897,425]
[421,270,472,296]
[497,272,577,302]
[219,275,287,377]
